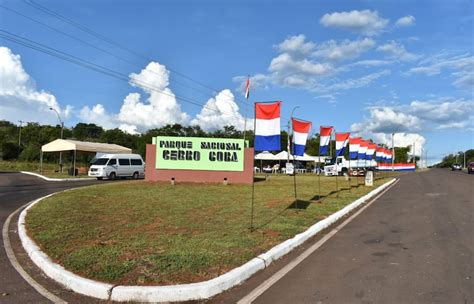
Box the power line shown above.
[0,29,241,115]
[0,3,224,102]
[23,0,249,107]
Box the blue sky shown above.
[0,0,473,164]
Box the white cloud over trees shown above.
[0,46,72,125]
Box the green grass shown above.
[0,160,90,178]
[26,173,396,285]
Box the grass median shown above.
[26,173,395,286]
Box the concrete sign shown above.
[365,170,374,186]
[153,136,245,171]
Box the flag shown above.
[358,140,368,160]
[387,149,393,163]
[349,137,361,160]
[376,146,384,162]
[319,126,333,155]
[335,132,350,157]
[366,143,376,160]
[254,102,281,151]
[244,77,250,99]
[292,118,311,156]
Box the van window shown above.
[108,159,116,166]
[93,158,109,165]
[131,159,142,166]
[118,159,130,166]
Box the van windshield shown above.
[92,158,109,165]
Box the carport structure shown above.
[40,139,132,175]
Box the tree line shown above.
[0,120,413,163]
[435,149,474,168]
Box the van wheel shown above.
[109,172,116,180]
[132,172,139,179]
[97,177,103,180]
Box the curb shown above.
[18,178,397,302]
[20,171,95,182]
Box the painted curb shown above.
[18,178,396,302]
[20,171,95,181]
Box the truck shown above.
[323,156,377,176]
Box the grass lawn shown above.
[26,172,396,286]
[0,160,90,178]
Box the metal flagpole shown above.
[318,137,321,201]
[250,102,256,231]
[243,76,249,143]
[334,130,339,198]
[348,140,352,192]
[290,107,300,207]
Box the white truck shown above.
[323,156,377,176]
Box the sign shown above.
[285,162,294,175]
[154,136,245,171]
[365,170,374,186]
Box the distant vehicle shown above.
[324,156,377,176]
[451,163,462,171]
[468,162,474,174]
[88,154,145,180]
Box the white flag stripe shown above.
[255,118,281,136]
[320,135,330,146]
[293,131,309,145]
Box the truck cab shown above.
[324,156,377,176]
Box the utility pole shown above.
[391,133,395,172]
[464,151,466,169]
[49,107,64,173]
[18,120,24,146]
[413,141,416,166]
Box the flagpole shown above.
[348,139,352,192]
[290,107,300,207]
[318,134,321,201]
[334,130,339,198]
[250,102,256,231]
[243,76,249,143]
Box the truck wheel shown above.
[132,172,139,179]
[97,177,103,180]
[109,172,116,180]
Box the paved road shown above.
[1,170,472,304]
[0,172,104,304]
[219,169,472,304]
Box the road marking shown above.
[238,179,400,304]
[2,201,67,304]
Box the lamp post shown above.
[391,133,395,172]
[49,107,64,173]
[287,106,300,169]
[18,120,23,146]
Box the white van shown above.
[88,154,145,180]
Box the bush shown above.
[1,142,22,160]
[19,144,41,162]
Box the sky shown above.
[0,0,473,164]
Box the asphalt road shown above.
[0,172,105,304]
[216,169,472,304]
[1,170,472,304]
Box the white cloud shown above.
[377,41,419,61]
[233,73,269,94]
[351,98,473,153]
[0,46,72,125]
[349,59,393,67]
[395,15,415,27]
[314,69,391,93]
[191,89,248,131]
[313,38,375,61]
[79,104,117,129]
[351,107,421,134]
[408,99,474,129]
[81,62,190,132]
[371,132,426,156]
[320,10,389,36]
[406,53,474,90]
[275,34,316,57]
